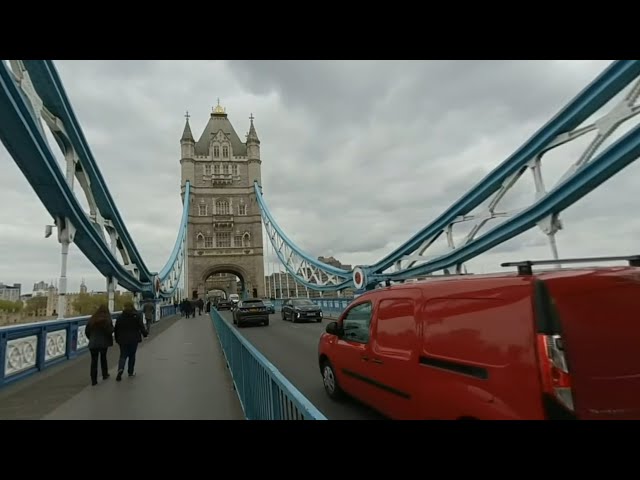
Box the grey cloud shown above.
[0,60,637,295]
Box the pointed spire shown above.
[181,110,194,142]
[246,113,260,144]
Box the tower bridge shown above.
[1,60,639,420]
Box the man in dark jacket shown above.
[114,302,148,381]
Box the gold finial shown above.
[213,98,226,114]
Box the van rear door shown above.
[538,269,640,420]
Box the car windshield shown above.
[262,299,273,304]
[292,299,314,306]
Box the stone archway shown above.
[200,264,251,300]
[206,288,228,300]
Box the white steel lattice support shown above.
[261,216,351,290]
[529,155,563,266]
[7,60,142,292]
[56,217,76,320]
[107,276,117,312]
[106,225,118,256]
[122,263,141,308]
[392,76,640,277]
[9,61,45,138]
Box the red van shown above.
[317,256,640,420]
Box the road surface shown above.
[218,310,385,420]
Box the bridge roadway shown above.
[218,310,386,420]
[0,313,243,420]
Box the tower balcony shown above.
[210,174,234,185]
[212,214,234,228]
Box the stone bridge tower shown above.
[180,100,265,299]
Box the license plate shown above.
[250,308,258,312]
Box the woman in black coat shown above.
[114,302,148,381]
[85,304,114,386]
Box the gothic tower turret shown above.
[180,111,196,187]
[246,113,261,186]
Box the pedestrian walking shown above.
[85,304,114,386]
[142,300,154,333]
[114,302,148,381]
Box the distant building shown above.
[318,256,352,271]
[0,283,21,302]
[45,280,87,317]
[32,281,49,297]
[264,255,355,298]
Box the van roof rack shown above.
[501,254,640,276]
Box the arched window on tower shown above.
[223,145,229,158]
[234,234,243,247]
[243,232,251,247]
[198,203,207,216]
[214,145,220,158]
[196,233,204,249]
[216,200,229,215]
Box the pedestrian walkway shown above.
[0,313,244,420]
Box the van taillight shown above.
[536,333,574,412]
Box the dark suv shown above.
[217,298,233,310]
[233,299,269,327]
[281,298,323,323]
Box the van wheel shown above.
[321,360,344,400]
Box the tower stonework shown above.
[180,102,265,299]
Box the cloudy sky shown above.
[1,59,639,294]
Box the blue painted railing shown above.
[159,305,179,318]
[271,297,353,318]
[0,312,120,388]
[210,309,327,420]
[0,307,178,388]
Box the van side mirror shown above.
[326,321,341,336]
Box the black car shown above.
[261,298,275,314]
[281,298,323,323]
[217,299,233,310]
[233,299,270,327]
